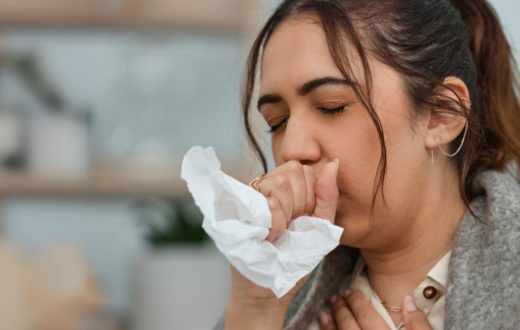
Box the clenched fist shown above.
[226,159,340,330]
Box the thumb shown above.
[402,295,433,330]
[313,159,339,222]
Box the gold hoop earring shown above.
[439,122,469,157]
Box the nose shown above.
[279,114,321,165]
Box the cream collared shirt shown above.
[346,251,451,330]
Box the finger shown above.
[345,289,390,329]
[313,159,340,222]
[329,294,361,330]
[318,311,337,330]
[265,197,287,241]
[285,161,308,218]
[302,165,317,215]
[402,295,433,330]
[258,174,293,225]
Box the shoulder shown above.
[447,166,520,329]
[457,166,520,240]
[474,167,520,234]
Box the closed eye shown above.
[267,117,288,133]
[317,105,347,114]
[267,104,349,133]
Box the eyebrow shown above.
[257,76,354,111]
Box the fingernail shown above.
[319,311,330,325]
[333,158,340,169]
[329,294,338,303]
[344,289,351,298]
[403,295,417,313]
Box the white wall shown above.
[489,0,520,59]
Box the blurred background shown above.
[0,0,517,329]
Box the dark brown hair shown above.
[242,0,520,212]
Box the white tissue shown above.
[181,146,343,298]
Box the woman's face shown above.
[259,15,433,250]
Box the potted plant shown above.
[136,197,208,247]
[131,197,230,330]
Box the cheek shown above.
[361,105,427,220]
[333,107,421,222]
[334,113,382,202]
[381,131,427,215]
[380,107,425,181]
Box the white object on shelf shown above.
[28,112,90,180]
[131,244,230,330]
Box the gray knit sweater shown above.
[215,167,520,329]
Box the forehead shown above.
[259,13,372,95]
[260,15,346,91]
[259,14,405,100]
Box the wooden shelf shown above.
[0,166,189,197]
[0,0,90,26]
[91,0,254,30]
[0,0,258,30]
[0,162,257,198]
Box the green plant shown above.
[135,197,207,247]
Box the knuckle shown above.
[331,297,346,312]
[286,160,303,173]
[346,291,359,306]
[267,197,280,210]
[332,298,344,311]
[332,303,353,325]
[347,294,372,320]
[346,293,361,308]
[355,306,372,320]
[275,175,289,188]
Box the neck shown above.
[361,214,458,278]
[361,162,466,305]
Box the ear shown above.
[423,77,471,151]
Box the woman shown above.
[220,0,520,329]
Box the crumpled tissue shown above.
[181,146,344,297]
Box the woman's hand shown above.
[226,159,340,330]
[258,159,339,241]
[319,290,434,330]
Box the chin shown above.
[334,211,371,248]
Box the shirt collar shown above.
[352,250,451,289]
